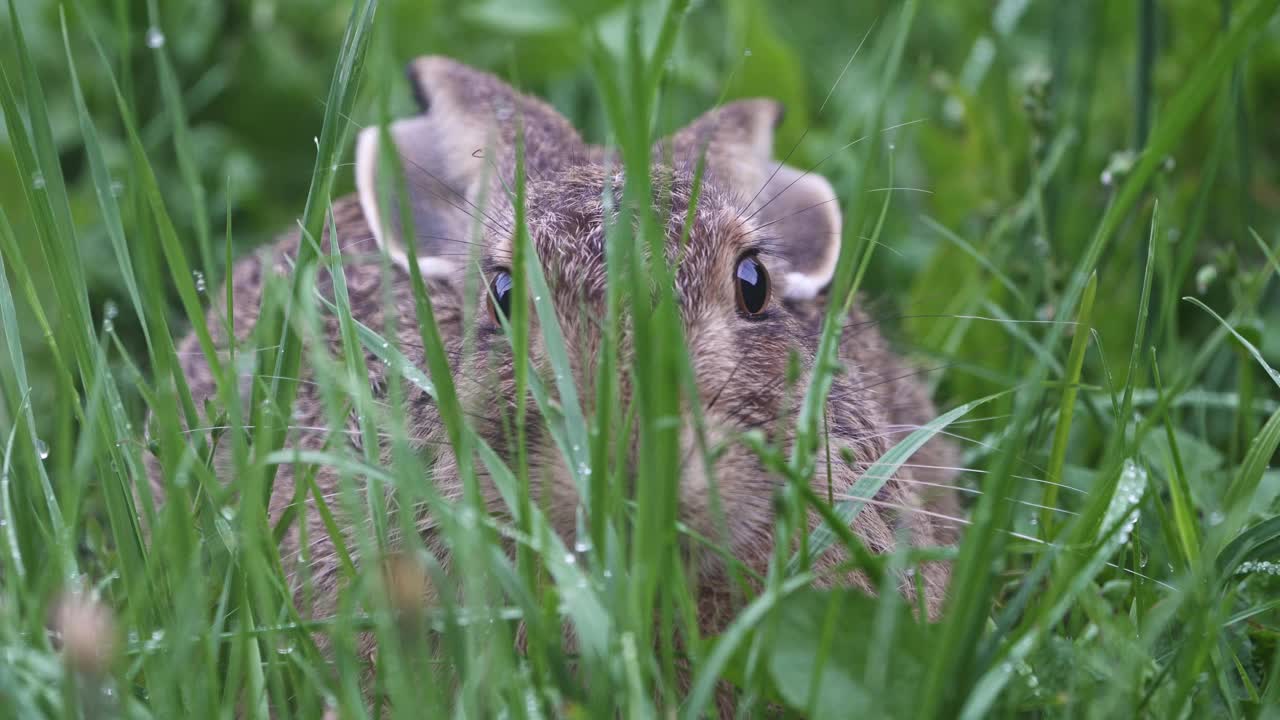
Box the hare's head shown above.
[355,57,912,579]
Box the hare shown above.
[149,56,959,714]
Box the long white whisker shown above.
[896,462,1087,495]
[830,493,1173,590]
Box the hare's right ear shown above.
[355,56,585,276]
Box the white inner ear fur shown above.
[757,163,842,300]
[354,120,459,278]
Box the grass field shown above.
[2,0,1280,717]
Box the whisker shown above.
[827,492,1173,590]
[867,186,933,194]
[897,462,1087,495]
[834,474,1079,516]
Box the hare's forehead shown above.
[484,170,755,268]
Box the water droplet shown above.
[602,569,613,579]
[563,553,576,565]
[1100,170,1113,187]
[110,179,124,197]
[192,270,206,293]
[1207,511,1224,527]
[32,172,46,190]
[888,143,896,151]
[1028,515,1038,526]
[145,27,166,49]
[743,48,753,57]
[102,300,119,332]
[573,539,592,554]
[35,438,49,460]
[459,507,477,528]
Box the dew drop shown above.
[145,27,166,49]
[1100,170,1113,187]
[563,553,576,565]
[32,172,46,190]
[35,438,50,460]
[110,179,125,197]
[192,270,207,293]
[103,300,119,333]
[573,539,592,554]
[1207,511,1224,527]
[743,48,753,57]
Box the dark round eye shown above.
[489,271,513,324]
[735,255,770,316]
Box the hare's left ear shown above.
[355,56,587,276]
[663,100,842,300]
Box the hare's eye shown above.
[489,271,514,324]
[734,255,770,316]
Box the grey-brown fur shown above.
[148,56,960,715]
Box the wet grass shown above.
[2,0,1280,717]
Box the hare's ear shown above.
[355,56,586,276]
[664,100,841,300]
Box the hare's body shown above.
[152,57,959,713]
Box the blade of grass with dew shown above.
[959,457,1150,719]
[919,3,1280,712]
[251,0,376,504]
[62,18,154,359]
[143,0,214,280]
[681,573,816,720]
[789,389,1012,573]
[791,3,917,483]
[1151,355,1202,568]
[0,214,75,577]
[1041,272,1096,534]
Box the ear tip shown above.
[405,55,465,111]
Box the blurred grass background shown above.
[3,0,1278,431]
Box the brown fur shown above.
[147,57,960,716]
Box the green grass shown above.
[3,0,1280,717]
